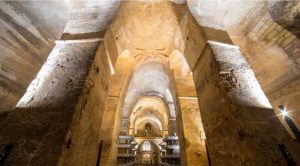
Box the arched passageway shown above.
[95,1,300,166]
[136,140,160,165]
[1,1,300,166]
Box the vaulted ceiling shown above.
[0,0,299,113]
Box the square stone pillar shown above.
[178,97,208,166]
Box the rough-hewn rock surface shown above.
[0,1,300,166]
[0,1,69,110]
[0,107,73,166]
[0,40,99,165]
[0,0,120,111]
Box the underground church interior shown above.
[0,0,300,165]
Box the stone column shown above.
[0,38,101,165]
[177,97,208,166]
[17,39,101,108]
[245,14,300,129]
[192,41,300,165]
[57,41,113,166]
[172,55,208,166]
[99,75,130,166]
[99,96,119,166]
[180,12,300,163]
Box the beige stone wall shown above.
[17,41,99,108]
[232,14,300,133]
[99,96,119,165]
[249,17,300,131]
[58,43,112,166]
[191,40,300,165]
[188,37,299,165]
[0,107,73,166]
[248,17,299,68]
[99,74,131,166]
[268,0,300,38]
[1,2,300,166]
[0,1,70,110]
[179,11,300,165]
[0,39,99,165]
[178,98,208,166]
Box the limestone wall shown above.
[0,39,99,165]
[99,67,131,166]
[0,1,69,110]
[191,41,300,166]
[1,2,299,166]
[58,43,112,166]
[17,40,99,108]
[248,16,299,69]
[234,14,300,133]
[268,0,300,38]
[179,11,300,165]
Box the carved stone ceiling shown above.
[0,0,299,112]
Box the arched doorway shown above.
[136,141,159,165]
[144,123,152,136]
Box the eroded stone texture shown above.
[188,0,300,131]
[191,41,300,165]
[99,96,120,165]
[99,57,132,166]
[0,107,73,166]
[0,39,100,165]
[0,1,69,110]
[231,14,300,132]
[208,41,272,109]
[268,0,300,37]
[247,15,300,69]
[62,0,120,39]
[0,0,121,110]
[57,43,112,166]
[17,40,99,108]
[178,98,208,166]
[175,10,300,164]
[187,0,265,31]
[1,1,300,166]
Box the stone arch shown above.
[134,116,163,137]
[121,57,175,118]
[169,49,191,78]
[129,96,169,136]
[136,140,161,165]
[137,140,160,151]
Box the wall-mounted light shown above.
[278,105,300,142]
[278,105,288,117]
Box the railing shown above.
[117,154,136,157]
